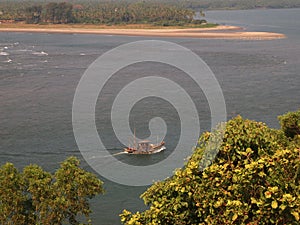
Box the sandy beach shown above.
[0,24,285,40]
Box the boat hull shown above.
[124,142,166,155]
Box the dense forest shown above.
[1,0,300,10]
[0,1,199,26]
[174,0,300,10]
[0,0,299,25]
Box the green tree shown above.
[56,2,74,24]
[0,163,27,224]
[44,2,74,24]
[278,109,300,139]
[25,5,42,24]
[45,2,57,23]
[0,157,104,225]
[121,114,300,224]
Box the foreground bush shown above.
[121,113,300,224]
[0,157,104,225]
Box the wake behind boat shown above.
[124,140,166,155]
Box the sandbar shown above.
[0,24,286,40]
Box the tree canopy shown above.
[4,0,299,26]
[121,110,300,224]
[0,157,104,225]
[0,1,198,26]
[278,110,300,139]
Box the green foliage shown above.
[0,163,27,224]
[278,109,300,139]
[1,0,300,23]
[175,0,300,10]
[121,114,300,224]
[44,2,74,24]
[25,5,43,24]
[0,157,104,225]
[0,1,196,26]
[24,2,75,24]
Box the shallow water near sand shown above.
[0,8,300,225]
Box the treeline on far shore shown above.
[0,1,207,26]
[175,0,300,10]
[1,0,300,10]
[0,0,299,26]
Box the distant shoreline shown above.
[0,24,285,40]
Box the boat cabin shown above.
[138,140,151,152]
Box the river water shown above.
[0,8,299,225]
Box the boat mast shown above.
[134,127,136,149]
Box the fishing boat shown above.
[124,140,166,155]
